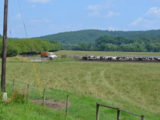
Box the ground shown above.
[0,50,160,120]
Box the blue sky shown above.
[1,0,160,38]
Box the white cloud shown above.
[28,0,51,3]
[130,7,160,28]
[87,4,119,18]
[147,7,160,16]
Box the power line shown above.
[16,0,42,92]
[16,0,28,38]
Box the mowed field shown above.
[3,51,160,120]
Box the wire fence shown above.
[5,80,145,120]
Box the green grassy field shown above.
[0,102,74,120]
[0,51,160,120]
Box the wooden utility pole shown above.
[1,0,9,92]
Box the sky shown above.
[1,0,160,38]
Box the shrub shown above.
[10,90,28,104]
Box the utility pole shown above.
[1,0,9,100]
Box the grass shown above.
[0,102,74,120]
[0,50,160,120]
[0,84,74,120]
[56,50,160,56]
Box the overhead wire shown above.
[15,0,41,89]
[16,0,28,38]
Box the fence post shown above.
[26,84,30,101]
[96,103,100,120]
[12,79,15,92]
[141,115,144,120]
[65,95,69,120]
[117,109,121,120]
[42,88,46,106]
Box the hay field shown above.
[3,51,160,119]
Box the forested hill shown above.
[40,30,107,44]
[40,29,160,45]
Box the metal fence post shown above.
[117,109,121,120]
[96,103,100,120]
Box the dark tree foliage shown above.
[70,35,160,52]
[0,38,61,57]
[95,35,160,52]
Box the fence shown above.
[5,80,146,120]
[96,103,144,120]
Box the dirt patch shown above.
[32,99,67,110]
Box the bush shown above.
[10,90,28,104]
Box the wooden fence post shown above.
[42,88,46,106]
[96,103,100,120]
[26,84,29,101]
[141,115,144,120]
[65,95,69,120]
[12,79,15,91]
[117,109,121,120]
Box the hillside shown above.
[40,30,107,44]
[39,29,160,52]
[40,29,160,45]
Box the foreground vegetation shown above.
[0,51,159,120]
[0,102,73,120]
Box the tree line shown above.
[0,38,61,57]
[70,35,160,52]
